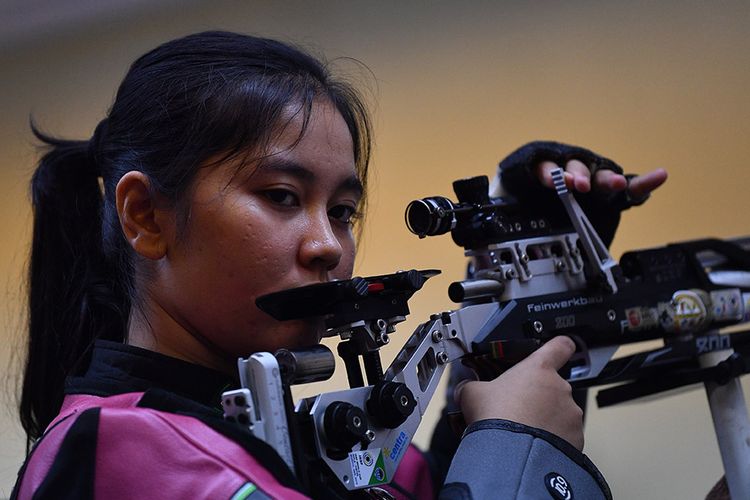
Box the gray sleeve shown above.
[441,419,611,500]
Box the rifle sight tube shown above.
[448,279,504,303]
[275,345,336,385]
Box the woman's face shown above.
[150,99,361,366]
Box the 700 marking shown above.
[555,315,576,329]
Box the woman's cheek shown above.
[230,213,288,274]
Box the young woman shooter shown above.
[14,31,665,499]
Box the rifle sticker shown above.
[710,289,743,321]
[348,449,387,487]
[661,290,709,333]
[625,307,658,331]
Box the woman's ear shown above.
[116,171,171,260]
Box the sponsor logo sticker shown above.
[545,472,573,500]
[348,449,388,487]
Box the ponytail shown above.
[20,124,127,441]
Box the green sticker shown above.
[348,448,388,487]
[368,451,387,485]
[230,481,257,500]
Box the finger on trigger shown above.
[532,336,576,370]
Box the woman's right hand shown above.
[456,336,585,450]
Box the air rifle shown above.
[221,168,750,498]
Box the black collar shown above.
[66,340,236,410]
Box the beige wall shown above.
[2,1,749,497]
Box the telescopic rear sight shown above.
[404,196,457,237]
[405,175,492,238]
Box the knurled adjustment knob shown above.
[324,401,369,453]
[366,381,417,429]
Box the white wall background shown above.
[2,1,749,498]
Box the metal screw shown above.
[533,321,544,333]
[400,395,409,407]
[505,269,517,279]
[607,310,617,321]
[521,253,529,263]
[365,430,376,442]
[432,330,443,342]
[436,351,449,364]
[352,416,362,428]
[379,333,390,345]
[555,260,566,271]
[376,319,387,331]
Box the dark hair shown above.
[20,31,372,441]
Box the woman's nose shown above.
[298,213,343,274]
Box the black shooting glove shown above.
[498,141,640,248]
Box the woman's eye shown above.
[263,189,299,207]
[329,204,359,224]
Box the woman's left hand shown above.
[535,159,668,198]
[534,159,668,199]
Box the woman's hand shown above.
[456,336,585,450]
[535,159,668,199]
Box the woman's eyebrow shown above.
[259,158,315,182]
[259,158,363,196]
[340,175,364,197]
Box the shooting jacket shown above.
[13,341,610,499]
